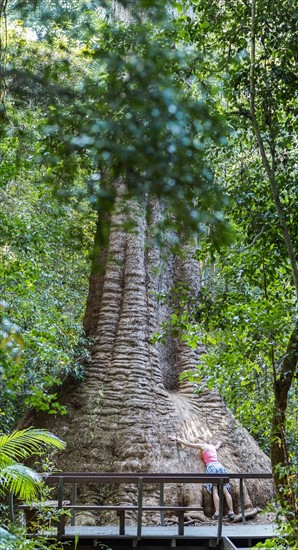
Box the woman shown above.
[169,435,235,520]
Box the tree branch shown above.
[276,321,298,399]
[249,0,298,303]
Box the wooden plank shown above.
[159,482,165,526]
[178,512,184,536]
[239,478,246,525]
[46,472,273,479]
[44,472,274,484]
[118,510,125,535]
[18,500,70,509]
[71,482,77,526]
[137,477,144,540]
[57,477,64,538]
[19,504,202,512]
[217,478,224,545]
[9,493,14,523]
[62,522,276,539]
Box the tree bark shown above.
[0,0,8,117]
[19,189,273,523]
[270,322,298,519]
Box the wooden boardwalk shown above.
[55,523,276,549]
[63,522,276,538]
[15,472,276,549]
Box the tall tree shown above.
[3,0,273,521]
[20,188,273,521]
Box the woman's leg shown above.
[212,485,220,514]
[223,486,234,513]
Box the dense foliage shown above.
[0,74,95,428]
[0,0,297,546]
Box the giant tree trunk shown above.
[20,190,273,523]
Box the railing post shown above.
[159,482,165,526]
[178,511,185,536]
[57,477,64,539]
[118,510,125,535]
[9,493,14,523]
[137,477,143,540]
[216,478,224,545]
[239,477,246,525]
[71,482,77,526]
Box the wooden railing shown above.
[15,472,273,545]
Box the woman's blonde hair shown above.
[194,436,209,444]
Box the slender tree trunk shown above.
[249,0,298,523]
[270,322,298,519]
[0,0,8,118]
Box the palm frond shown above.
[0,463,42,500]
[0,428,66,462]
[0,527,17,541]
[0,454,14,469]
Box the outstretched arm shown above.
[168,435,205,450]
